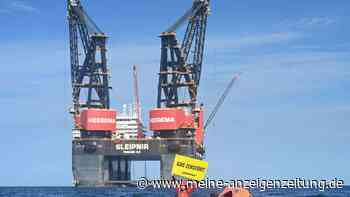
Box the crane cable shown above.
[204,73,241,130]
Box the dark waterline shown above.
[0,186,349,197]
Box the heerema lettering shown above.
[88,118,115,124]
[150,117,175,123]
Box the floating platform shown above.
[72,138,198,186]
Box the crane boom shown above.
[157,0,210,109]
[133,65,144,138]
[67,0,111,114]
[150,0,211,159]
[166,0,209,33]
[204,74,240,130]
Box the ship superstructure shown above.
[114,104,143,140]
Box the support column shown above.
[160,154,176,179]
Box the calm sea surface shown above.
[0,187,349,197]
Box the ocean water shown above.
[0,187,349,197]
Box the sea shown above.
[0,187,349,197]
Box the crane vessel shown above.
[67,0,213,186]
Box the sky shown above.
[0,0,349,186]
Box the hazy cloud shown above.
[282,17,337,29]
[208,32,301,50]
[0,9,11,14]
[11,1,38,12]
[0,0,38,14]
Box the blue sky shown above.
[0,0,349,186]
